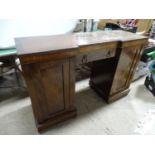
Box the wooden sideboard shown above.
[15,30,148,131]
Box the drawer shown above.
[76,48,116,65]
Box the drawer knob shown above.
[106,50,111,57]
[82,55,88,64]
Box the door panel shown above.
[110,45,142,95]
[38,59,70,117]
[22,58,72,123]
[40,62,65,116]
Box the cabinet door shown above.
[110,45,143,95]
[22,58,74,123]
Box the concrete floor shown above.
[0,75,155,135]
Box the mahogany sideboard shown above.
[15,30,148,132]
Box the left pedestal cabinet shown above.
[20,51,77,131]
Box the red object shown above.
[131,19,138,25]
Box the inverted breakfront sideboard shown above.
[15,30,148,131]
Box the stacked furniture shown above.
[98,19,153,34]
[150,20,155,39]
[0,48,20,88]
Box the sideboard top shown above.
[15,30,148,56]
[15,34,78,56]
[75,30,147,46]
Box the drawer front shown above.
[76,48,116,65]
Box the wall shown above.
[0,19,77,49]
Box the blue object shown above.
[149,61,155,82]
